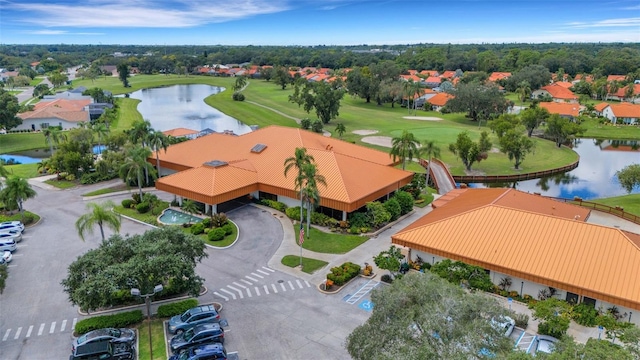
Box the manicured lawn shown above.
[136,319,166,360]
[180,221,239,247]
[294,226,368,254]
[0,132,48,154]
[281,255,329,274]
[111,98,143,132]
[45,179,77,189]
[4,163,40,178]
[591,194,640,218]
[30,78,43,86]
[415,192,435,208]
[0,211,40,224]
[82,183,129,197]
[72,74,235,95]
[579,118,640,140]
[113,201,169,226]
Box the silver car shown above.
[0,230,22,243]
[0,221,24,234]
[534,335,559,356]
[0,239,17,252]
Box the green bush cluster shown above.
[571,303,600,327]
[430,259,494,291]
[232,92,245,101]
[74,310,144,335]
[80,172,117,185]
[208,227,226,241]
[191,222,205,235]
[221,223,233,235]
[121,199,133,208]
[261,199,287,212]
[157,299,199,318]
[136,202,150,213]
[326,262,361,286]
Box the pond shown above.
[127,84,253,134]
[467,139,640,200]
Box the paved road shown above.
[429,160,456,194]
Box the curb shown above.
[116,211,159,229]
[316,274,361,295]
[205,219,240,250]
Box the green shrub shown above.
[222,223,233,235]
[261,199,287,212]
[136,202,150,213]
[513,313,529,328]
[348,212,369,229]
[191,222,205,235]
[232,92,245,101]
[326,262,361,286]
[208,227,226,241]
[572,303,599,327]
[384,198,401,221]
[349,226,360,234]
[366,201,391,228]
[202,217,212,228]
[300,118,311,130]
[74,310,144,335]
[538,320,569,338]
[151,206,163,216]
[286,206,303,220]
[157,299,199,318]
[121,199,133,208]
[211,212,228,227]
[65,174,76,181]
[393,191,415,215]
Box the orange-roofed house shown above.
[602,102,640,125]
[593,102,609,116]
[17,99,91,130]
[426,93,454,112]
[440,70,456,79]
[607,75,627,82]
[391,188,640,324]
[424,76,442,88]
[538,102,581,120]
[162,128,199,140]
[152,126,414,220]
[609,84,640,103]
[532,83,578,103]
[488,72,511,82]
[400,74,422,83]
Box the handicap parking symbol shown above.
[359,300,374,312]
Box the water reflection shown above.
[128,84,252,134]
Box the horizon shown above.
[1,0,639,46]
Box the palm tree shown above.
[233,76,247,92]
[146,130,169,177]
[128,119,152,146]
[516,81,531,104]
[1,176,37,222]
[402,80,415,113]
[420,140,441,188]
[284,147,315,226]
[119,146,157,198]
[181,199,198,225]
[42,126,67,154]
[92,123,110,154]
[390,130,421,170]
[300,162,326,239]
[335,123,346,138]
[75,201,121,241]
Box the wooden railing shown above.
[548,197,640,226]
[452,160,580,184]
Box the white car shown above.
[534,335,559,356]
[491,315,516,337]
[0,239,17,253]
[0,230,22,243]
[0,221,24,234]
[1,250,12,263]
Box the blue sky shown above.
[1,0,639,45]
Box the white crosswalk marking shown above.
[220,288,236,300]
[232,281,247,289]
[263,285,269,295]
[72,318,78,332]
[241,279,252,286]
[296,279,303,288]
[251,272,264,278]
[280,282,287,292]
[14,327,22,340]
[304,280,311,287]
[214,292,229,301]
[61,319,67,332]
[38,323,44,336]
[288,281,295,290]
[257,269,270,276]
[246,275,258,282]
[49,322,56,334]
[227,285,244,299]
[26,325,33,338]
[262,266,275,272]
[271,284,278,293]
[246,288,252,297]
[3,329,10,341]
[254,287,261,296]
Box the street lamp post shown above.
[131,285,163,360]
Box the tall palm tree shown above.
[335,123,346,138]
[284,147,315,226]
[75,201,121,241]
[390,130,421,170]
[1,176,37,222]
[402,80,415,114]
[300,162,326,239]
[147,130,169,177]
[181,199,198,225]
[42,126,67,154]
[128,119,152,146]
[420,140,441,188]
[516,81,531,104]
[119,146,157,198]
[92,123,110,154]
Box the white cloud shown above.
[564,17,640,28]
[21,29,105,35]
[12,0,290,28]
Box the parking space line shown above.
[38,323,44,336]
[263,285,269,295]
[246,275,259,282]
[280,283,287,292]
[227,285,244,299]
[246,288,252,297]
[241,279,252,286]
[257,269,270,276]
[232,282,247,289]
[61,319,67,332]
[271,284,278,293]
[220,288,236,300]
[287,281,294,290]
[262,266,275,272]
[295,280,304,289]
[3,329,10,341]
[49,322,56,334]
[72,318,77,332]
[13,327,22,340]
[25,325,33,338]
[251,272,264,278]
[304,280,311,287]
[214,292,229,301]
[254,287,260,296]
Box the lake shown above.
[128,84,253,134]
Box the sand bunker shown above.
[352,129,379,135]
[403,116,443,121]
[361,136,393,148]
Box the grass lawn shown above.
[0,211,40,224]
[591,194,640,217]
[4,163,40,178]
[113,201,169,226]
[44,179,77,189]
[0,132,48,154]
[179,221,239,247]
[30,78,43,86]
[281,255,329,274]
[415,192,435,208]
[71,74,236,95]
[111,97,143,132]
[579,118,640,140]
[136,319,167,360]
[82,183,129,197]
[294,226,368,254]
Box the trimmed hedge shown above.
[326,262,361,286]
[121,199,133,208]
[74,310,144,335]
[157,299,199,318]
[136,202,150,213]
[208,227,226,241]
[261,199,287,212]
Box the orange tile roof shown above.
[613,84,640,98]
[425,76,441,84]
[392,188,640,310]
[607,75,626,82]
[540,83,578,100]
[162,128,199,137]
[154,126,414,212]
[420,70,438,76]
[407,70,418,75]
[488,72,512,82]
[19,99,91,123]
[427,93,454,106]
[539,102,581,117]
[400,74,422,82]
[594,102,609,113]
[440,70,456,79]
[554,81,574,89]
[608,103,640,118]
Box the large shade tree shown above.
[0,88,22,130]
[616,164,640,193]
[444,81,510,122]
[390,130,421,170]
[75,201,121,241]
[544,114,585,147]
[449,131,492,171]
[289,80,345,124]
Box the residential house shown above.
[532,83,578,103]
[602,103,640,125]
[427,93,454,112]
[607,75,627,83]
[162,127,199,140]
[152,126,413,220]
[553,81,574,89]
[419,70,439,77]
[17,99,91,130]
[488,72,511,82]
[538,102,581,120]
[608,84,640,103]
[400,74,422,83]
[424,76,442,88]
[440,70,456,80]
[593,102,609,116]
[391,188,640,326]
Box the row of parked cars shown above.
[0,221,25,265]
[69,327,136,360]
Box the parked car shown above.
[168,304,221,334]
[0,239,17,252]
[170,323,224,354]
[69,339,134,360]
[0,221,24,234]
[1,250,12,264]
[491,316,516,337]
[169,343,227,360]
[0,230,21,244]
[534,335,559,356]
[72,327,136,353]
